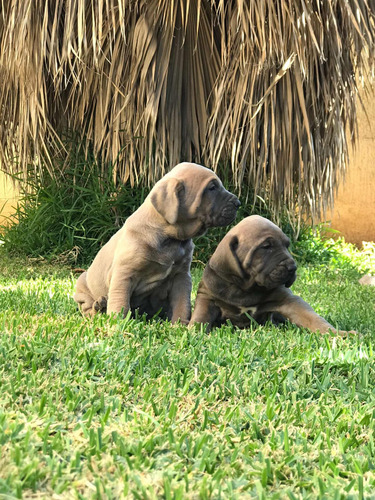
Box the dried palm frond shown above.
[0,0,374,223]
[207,0,375,223]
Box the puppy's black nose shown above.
[234,198,241,208]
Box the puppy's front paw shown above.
[330,328,358,337]
[171,318,190,327]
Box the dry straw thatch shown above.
[0,0,374,222]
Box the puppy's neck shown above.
[210,263,256,290]
[162,237,191,247]
[130,203,193,243]
[170,219,206,240]
[144,202,204,241]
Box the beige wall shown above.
[325,91,375,246]
[0,172,18,224]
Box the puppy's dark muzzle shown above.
[264,258,297,289]
[285,261,297,288]
[233,197,241,209]
[216,196,241,226]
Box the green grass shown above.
[1,250,375,499]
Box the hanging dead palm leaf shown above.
[0,0,374,223]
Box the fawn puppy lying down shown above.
[190,215,355,335]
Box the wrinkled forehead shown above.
[236,216,289,244]
[168,162,220,183]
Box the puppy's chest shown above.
[160,238,192,265]
[218,300,258,320]
[214,287,266,320]
[136,239,192,293]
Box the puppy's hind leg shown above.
[74,272,96,317]
[74,292,96,316]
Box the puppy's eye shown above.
[208,183,217,191]
[262,242,272,249]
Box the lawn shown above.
[1,249,375,499]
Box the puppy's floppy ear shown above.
[150,178,185,224]
[243,246,256,270]
[211,235,248,279]
[188,178,213,215]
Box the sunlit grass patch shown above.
[0,248,374,498]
